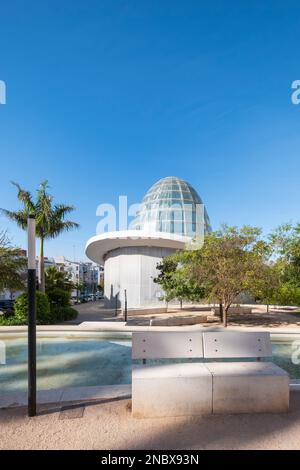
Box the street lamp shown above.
[27,215,36,417]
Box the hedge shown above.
[47,287,70,308]
[14,291,51,324]
[0,291,78,325]
[51,306,78,322]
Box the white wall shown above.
[104,246,175,308]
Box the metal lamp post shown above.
[27,215,36,417]
[124,289,127,322]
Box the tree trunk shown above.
[180,299,183,310]
[219,303,223,323]
[39,238,45,293]
[223,306,228,327]
[267,303,269,313]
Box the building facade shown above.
[86,176,211,309]
[0,254,103,301]
[54,256,103,297]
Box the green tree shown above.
[44,265,80,322]
[269,223,300,287]
[274,283,300,306]
[45,266,74,292]
[14,291,51,324]
[154,256,178,305]
[189,225,271,327]
[250,263,281,312]
[0,230,26,292]
[1,181,79,292]
[266,223,300,307]
[154,253,205,308]
[47,288,71,309]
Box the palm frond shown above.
[53,204,76,218]
[47,220,79,239]
[0,209,28,229]
[2,180,79,243]
[11,181,36,213]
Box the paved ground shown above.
[224,308,300,329]
[1,393,300,450]
[70,301,119,323]
[70,301,300,329]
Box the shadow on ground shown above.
[1,393,300,449]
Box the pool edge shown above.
[0,383,131,409]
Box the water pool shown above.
[0,332,299,392]
[0,332,132,392]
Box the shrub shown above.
[0,315,24,326]
[52,306,78,322]
[2,308,14,319]
[47,287,70,308]
[14,291,51,324]
[0,290,78,325]
[47,286,77,322]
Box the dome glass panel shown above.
[131,176,211,237]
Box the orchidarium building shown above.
[85,176,211,309]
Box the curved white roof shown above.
[85,230,190,264]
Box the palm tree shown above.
[1,181,79,292]
[45,266,74,292]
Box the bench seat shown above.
[132,362,212,418]
[206,361,289,414]
[131,331,290,417]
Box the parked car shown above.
[0,299,14,310]
[0,299,15,318]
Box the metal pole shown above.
[124,289,127,322]
[115,292,118,317]
[27,215,36,417]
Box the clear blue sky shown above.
[0,0,300,261]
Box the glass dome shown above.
[131,176,211,237]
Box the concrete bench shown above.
[132,331,212,418]
[203,331,289,414]
[131,331,289,417]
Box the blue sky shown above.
[0,0,300,261]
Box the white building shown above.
[54,256,103,297]
[85,176,211,309]
[0,253,103,300]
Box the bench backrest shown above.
[202,331,272,359]
[132,331,203,359]
[132,331,272,360]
